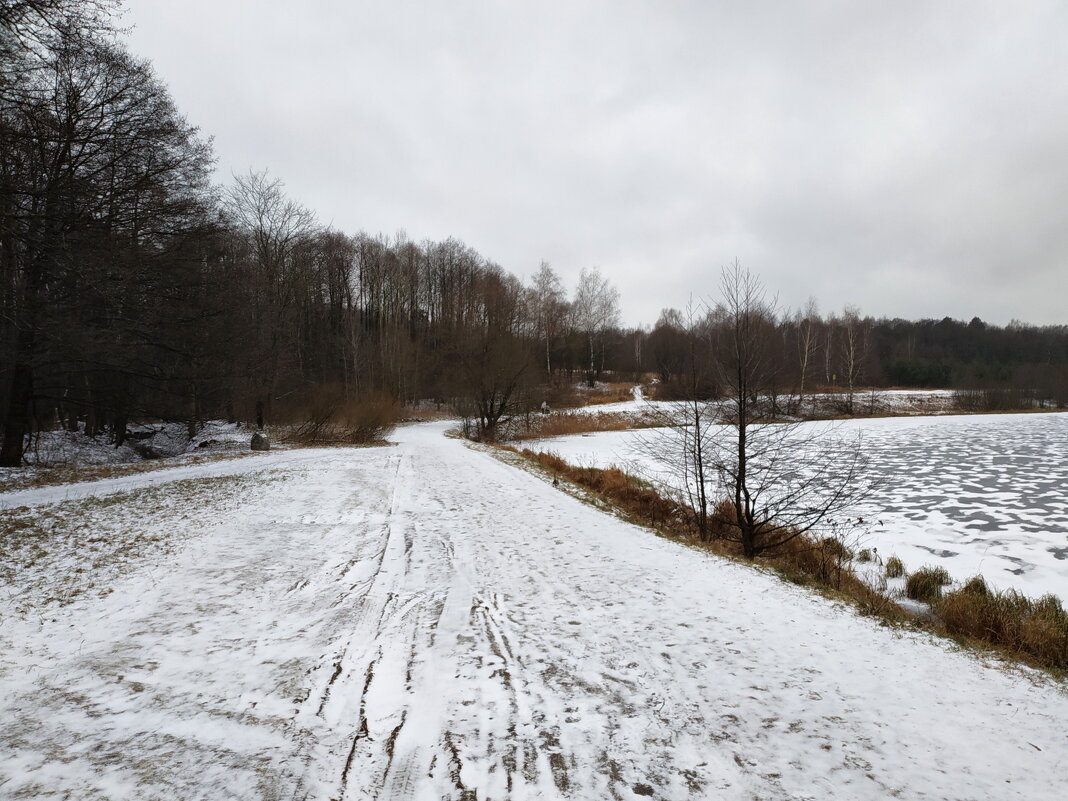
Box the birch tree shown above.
[572,266,620,387]
[529,261,567,380]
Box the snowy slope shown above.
[0,445,337,509]
[1,422,1066,800]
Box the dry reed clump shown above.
[511,410,653,441]
[905,566,952,603]
[936,582,1068,670]
[582,383,638,406]
[885,556,905,578]
[517,449,687,530]
[766,535,869,595]
[960,575,990,596]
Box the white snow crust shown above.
[1,421,1066,800]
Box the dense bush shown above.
[278,388,400,444]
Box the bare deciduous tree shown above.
[528,261,568,380]
[838,305,872,414]
[635,301,717,538]
[709,265,871,557]
[792,298,819,415]
[641,264,872,558]
[572,266,620,387]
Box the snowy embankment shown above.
[15,420,250,467]
[1,422,1066,800]
[526,412,1068,601]
[567,387,958,417]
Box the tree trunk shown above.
[0,361,33,466]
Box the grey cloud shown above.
[125,0,1068,326]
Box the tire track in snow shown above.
[4,422,1067,801]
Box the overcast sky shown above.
[123,0,1068,327]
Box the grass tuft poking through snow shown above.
[906,566,953,603]
[885,555,905,577]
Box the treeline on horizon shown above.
[1,2,1066,463]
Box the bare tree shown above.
[453,268,531,440]
[637,265,871,558]
[635,301,717,538]
[792,298,819,415]
[839,305,871,414]
[572,266,620,387]
[708,265,871,557]
[528,261,568,380]
[222,169,319,427]
[0,31,215,464]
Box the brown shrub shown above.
[819,536,854,562]
[768,534,861,591]
[278,387,401,444]
[543,384,584,410]
[705,498,738,541]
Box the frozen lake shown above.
[526,412,1068,599]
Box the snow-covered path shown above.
[1,422,1066,800]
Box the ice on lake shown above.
[527,412,1068,599]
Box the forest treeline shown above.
[1,2,1065,463]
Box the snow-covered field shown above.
[1,421,1066,800]
[525,411,1068,600]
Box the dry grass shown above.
[905,566,952,603]
[936,582,1068,670]
[0,450,253,494]
[513,449,686,530]
[277,392,401,445]
[1,473,266,611]
[504,446,1067,676]
[540,382,637,411]
[510,410,658,441]
[581,382,638,406]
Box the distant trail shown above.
[1,421,1066,800]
